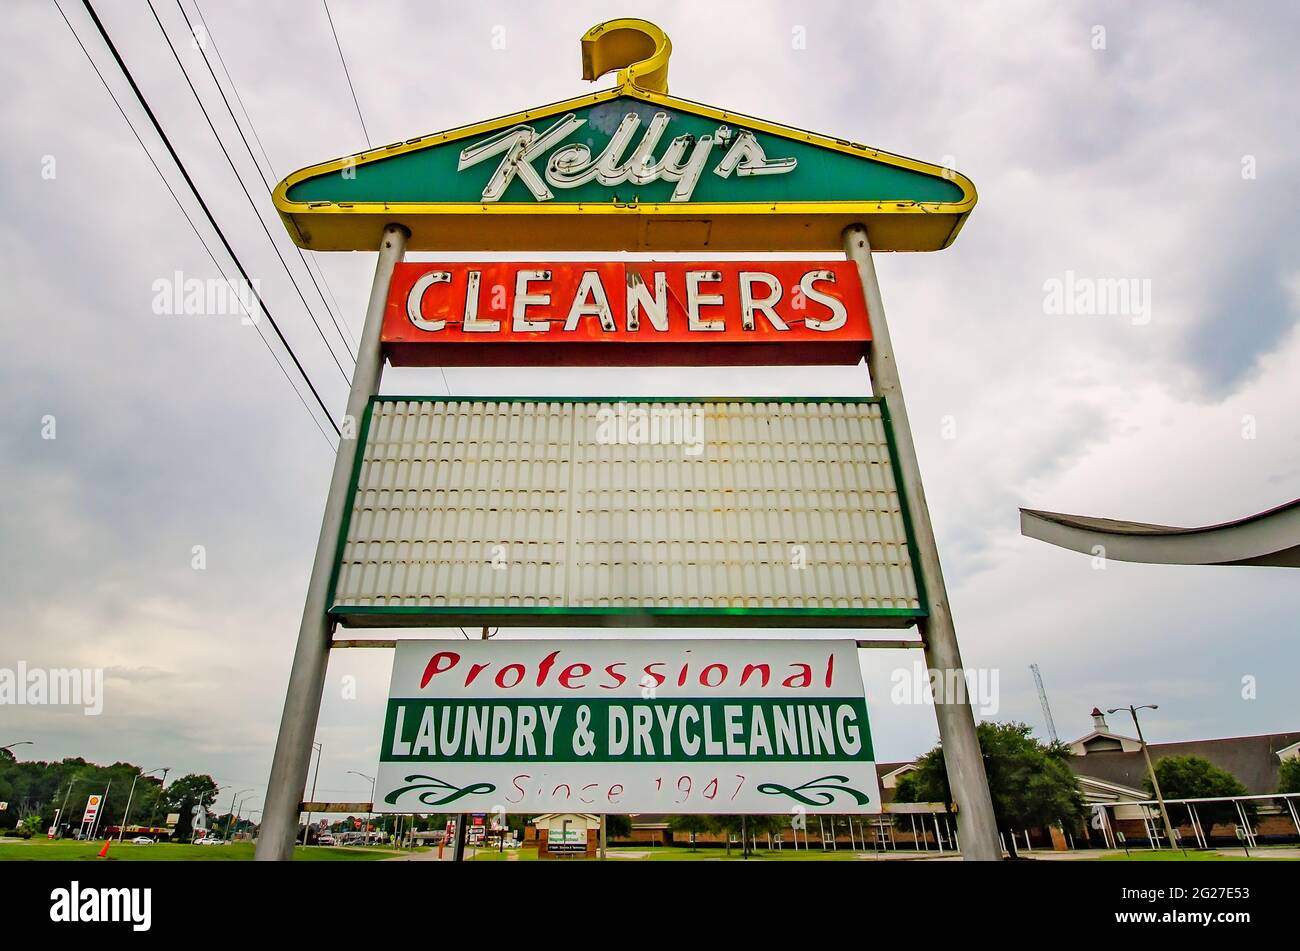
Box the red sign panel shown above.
[382,261,870,367]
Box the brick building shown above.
[1066,709,1300,846]
[616,713,1300,851]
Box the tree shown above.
[703,814,783,856]
[0,758,212,838]
[743,814,786,851]
[668,814,710,850]
[159,774,219,840]
[708,815,745,854]
[604,814,632,840]
[1148,755,1246,827]
[894,771,922,807]
[1278,757,1300,795]
[17,814,43,839]
[1,756,82,831]
[895,721,1086,858]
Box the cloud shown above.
[1,0,1296,787]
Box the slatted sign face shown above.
[330,398,925,628]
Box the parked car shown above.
[195,837,226,845]
[130,836,154,845]
[318,834,336,845]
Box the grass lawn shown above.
[7,838,1291,863]
[0,839,408,862]
[438,844,877,861]
[639,846,869,861]
[1093,850,1293,862]
[462,845,538,861]
[488,846,881,861]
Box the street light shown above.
[223,789,253,842]
[227,795,249,841]
[56,774,90,839]
[188,784,228,842]
[348,770,376,846]
[228,795,256,841]
[1109,704,1177,849]
[0,741,33,755]
[59,775,111,838]
[302,742,322,846]
[118,767,168,842]
[146,768,172,831]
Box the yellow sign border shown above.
[272,84,977,252]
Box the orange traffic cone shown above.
[98,839,111,858]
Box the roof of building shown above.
[1069,731,1300,795]
[874,761,915,804]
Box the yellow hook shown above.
[581,18,672,94]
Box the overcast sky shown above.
[3,0,1297,816]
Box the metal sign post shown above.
[255,224,408,862]
[844,225,1001,861]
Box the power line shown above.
[145,0,354,386]
[188,0,452,400]
[322,0,371,149]
[53,0,335,450]
[79,0,341,436]
[190,1,277,183]
[189,0,358,357]
[183,0,359,359]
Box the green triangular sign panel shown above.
[287,94,965,207]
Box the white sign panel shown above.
[332,398,924,629]
[374,639,881,815]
